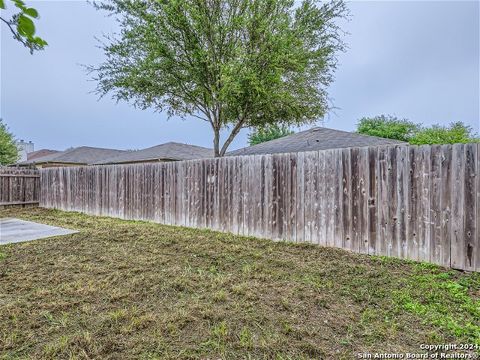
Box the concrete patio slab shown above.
[0,218,78,245]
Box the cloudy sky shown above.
[1,0,479,151]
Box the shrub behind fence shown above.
[40,143,480,272]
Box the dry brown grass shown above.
[0,207,479,359]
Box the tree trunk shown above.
[213,128,220,157]
[219,119,245,157]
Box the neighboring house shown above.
[15,140,34,162]
[19,146,128,168]
[95,142,213,165]
[228,126,406,156]
[27,149,60,161]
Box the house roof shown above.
[95,142,213,164]
[27,149,61,161]
[228,127,406,156]
[20,146,128,165]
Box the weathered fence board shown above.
[464,144,477,271]
[39,144,480,272]
[477,143,480,271]
[0,167,40,207]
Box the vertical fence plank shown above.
[303,151,315,243]
[440,145,452,268]
[350,147,360,253]
[387,146,398,258]
[325,150,335,248]
[265,155,274,240]
[247,156,256,238]
[342,148,352,250]
[397,145,408,260]
[279,154,289,241]
[231,157,240,234]
[271,154,281,241]
[430,145,443,265]
[418,146,432,263]
[450,144,465,269]
[287,153,297,242]
[367,147,378,255]
[218,157,227,232]
[377,146,389,256]
[225,157,232,233]
[477,143,480,272]
[358,147,369,254]
[205,159,214,229]
[310,151,320,245]
[296,152,305,243]
[317,151,327,246]
[407,146,419,261]
[464,144,477,271]
[334,148,344,249]
[252,155,263,237]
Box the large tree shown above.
[0,0,47,53]
[0,119,19,165]
[91,0,347,156]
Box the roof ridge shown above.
[159,141,209,147]
[93,142,214,164]
[227,126,406,156]
[74,146,126,151]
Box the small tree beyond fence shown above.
[39,143,480,272]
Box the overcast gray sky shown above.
[1,0,479,151]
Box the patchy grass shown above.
[0,207,479,359]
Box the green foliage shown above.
[248,124,293,145]
[0,0,47,53]
[357,115,419,142]
[91,0,348,156]
[357,116,479,145]
[0,119,19,165]
[410,122,480,145]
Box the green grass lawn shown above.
[0,207,479,359]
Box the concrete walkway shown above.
[0,218,78,245]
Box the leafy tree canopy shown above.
[0,119,19,165]
[357,115,479,145]
[0,0,47,53]
[91,0,348,156]
[248,124,294,145]
[357,115,419,142]
[410,122,480,145]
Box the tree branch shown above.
[0,16,29,48]
[219,118,246,156]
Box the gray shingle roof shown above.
[95,142,213,164]
[228,127,406,156]
[19,146,128,165]
[27,149,61,160]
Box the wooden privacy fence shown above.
[40,143,480,272]
[0,167,40,207]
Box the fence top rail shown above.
[38,142,480,173]
[0,167,40,174]
[0,174,40,178]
